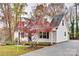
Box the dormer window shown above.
[64,32,66,36]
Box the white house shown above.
[14,13,69,45]
[32,13,69,44]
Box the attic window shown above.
[62,20,64,26]
[64,32,66,36]
[39,32,49,39]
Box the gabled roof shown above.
[50,13,64,28]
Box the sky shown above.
[21,3,37,18]
[65,3,74,8]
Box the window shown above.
[19,32,24,38]
[62,20,64,26]
[47,32,49,39]
[39,32,42,38]
[39,32,49,39]
[64,32,66,36]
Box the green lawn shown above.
[0,45,40,56]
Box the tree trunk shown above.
[75,3,78,38]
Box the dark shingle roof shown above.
[51,13,64,28]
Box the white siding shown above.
[52,31,57,43]
[14,32,28,41]
[56,18,69,43]
[14,31,19,40]
[50,32,53,44]
[35,38,51,42]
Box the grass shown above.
[0,45,42,56]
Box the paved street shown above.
[22,40,79,56]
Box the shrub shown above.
[22,41,51,46]
[6,41,15,45]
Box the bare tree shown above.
[34,4,47,20]
[12,3,27,44]
[47,3,64,16]
[0,3,27,44]
[0,4,13,43]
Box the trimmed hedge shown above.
[20,40,51,46]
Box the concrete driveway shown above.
[22,40,79,56]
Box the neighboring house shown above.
[14,13,69,44]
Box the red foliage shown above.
[17,19,52,35]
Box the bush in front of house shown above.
[6,43,14,45]
[20,41,51,46]
[25,42,51,46]
[5,41,15,45]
